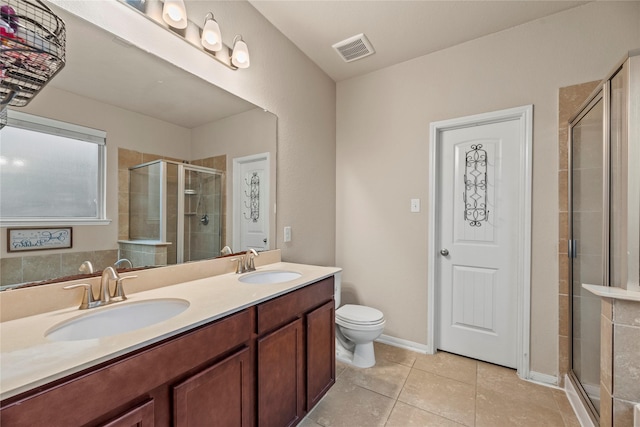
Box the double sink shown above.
[45,270,302,342]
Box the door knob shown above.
[263,238,267,244]
[440,248,449,256]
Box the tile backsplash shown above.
[0,249,119,289]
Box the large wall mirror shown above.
[0,7,277,290]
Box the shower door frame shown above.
[567,81,610,426]
[176,164,224,264]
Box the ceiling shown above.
[46,6,257,129]
[44,1,589,126]
[248,0,589,81]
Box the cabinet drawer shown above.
[257,277,334,335]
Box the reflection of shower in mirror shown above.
[125,160,224,265]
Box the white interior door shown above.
[233,153,270,252]
[436,118,524,369]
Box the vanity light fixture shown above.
[201,12,222,52]
[162,0,188,29]
[231,35,250,69]
[122,0,250,71]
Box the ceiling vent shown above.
[332,33,375,63]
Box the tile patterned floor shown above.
[301,342,581,427]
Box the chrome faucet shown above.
[64,267,138,310]
[78,260,94,274]
[244,248,259,273]
[114,258,133,269]
[100,266,119,305]
[230,249,259,274]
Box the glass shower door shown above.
[181,167,223,263]
[569,94,604,416]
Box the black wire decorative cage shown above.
[0,0,65,128]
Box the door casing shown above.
[427,105,533,379]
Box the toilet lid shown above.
[336,304,384,324]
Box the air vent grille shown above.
[332,33,375,63]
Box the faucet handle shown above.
[230,257,245,274]
[246,249,259,271]
[64,283,97,310]
[112,275,138,301]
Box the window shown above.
[0,111,107,225]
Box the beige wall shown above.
[335,1,640,377]
[53,0,337,267]
[192,108,277,249]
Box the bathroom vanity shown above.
[0,260,338,426]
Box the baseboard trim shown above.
[375,334,430,354]
[527,371,558,387]
[564,374,596,427]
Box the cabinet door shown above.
[101,399,154,427]
[306,300,335,410]
[173,347,252,427]
[257,318,304,427]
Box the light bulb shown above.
[231,36,250,69]
[201,14,222,52]
[162,0,187,29]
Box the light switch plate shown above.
[284,226,292,242]
[411,198,420,213]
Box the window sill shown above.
[0,219,112,227]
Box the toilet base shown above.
[335,339,376,368]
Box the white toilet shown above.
[334,272,386,368]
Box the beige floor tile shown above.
[340,358,411,399]
[476,362,558,411]
[476,386,566,427]
[398,369,476,426]
[374,342,418,367]
[298,415,324,427]
[308,376,396,427]
[336,360,348,378]
[552,389,582,427]
[413,351,477,385]
[385,401,464,426]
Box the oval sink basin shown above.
[45,298,190,341]
[239,270,302,284]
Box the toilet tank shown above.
[334,271,342,308]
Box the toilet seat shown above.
[336,304,385,327]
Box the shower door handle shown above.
[568,239,577,259]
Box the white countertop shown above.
[582,283,640,302]
[0,262,341,400]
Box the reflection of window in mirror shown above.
[0,111,107,224]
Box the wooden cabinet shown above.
[306,300,335,410]
[174,347,252,427]
[256,277,335,426]
[1,275,336,427]
[0,309,253,427]
[101,399,155,427]
[258,319,305,427]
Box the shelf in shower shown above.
[184,212,197,216]
[184,189,197,195]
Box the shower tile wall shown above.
[118,148,183,241]
[558,81,600,385]
[166,163,179,264]
[600,298,640,426]
[118,149,226,265]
